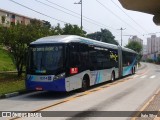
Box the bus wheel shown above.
[81,79,87,92]
[131,68,134,74]
[133,67,136,74]
[110,72,115,82]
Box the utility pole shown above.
[74,0,82,30]
[118,27,126,46]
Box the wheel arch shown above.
[83,74,90,87]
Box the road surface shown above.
[0,62,160,120]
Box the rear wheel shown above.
[133,67,136,74]
[131,68,134,74]
[110,72,115,82]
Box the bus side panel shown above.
[65,70,91,91]
[90,67,119,86]
[122,57,137,76]
[114,68,119,79]
[90,70,108,85]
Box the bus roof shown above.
[30,35,118,49]
[122,47,137,54]
[30,35,137,54]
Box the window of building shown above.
[1,16,6,23]
[11,14,15,19]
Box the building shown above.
[128,36,143,46]
[0,8,32,27]
[143,45,148,55]
[147,35,160,54]
[147,37,151,54]
[146,35,160,60]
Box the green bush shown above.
[146,58,154,63]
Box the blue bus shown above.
[26,35,137,92]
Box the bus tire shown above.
[133,67,136,74]
[110,71,115,82]
[80,79,87,92]
[80,75,89,92]
[131,68,134,75]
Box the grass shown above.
[0,80,25,96]
[0,73,25,96]
[0,45,25,96]
[0,45,16,71]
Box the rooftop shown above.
[0,8,33,20]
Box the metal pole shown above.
[121,28,122,46]
[81,0,82,30]
[74,0,82,30]
[118,27,126,46]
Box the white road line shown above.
[150,75,156,79]
[133,75,139,78]
[140,75,147,79]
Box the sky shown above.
[0,0,160,46]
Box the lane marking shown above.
[150,75,156,79]
[133,75,139,78]
[140,75,147,79]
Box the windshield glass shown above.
[28,45,64,74]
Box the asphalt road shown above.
[0,62,160,120]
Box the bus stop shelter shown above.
[118,0,160,25]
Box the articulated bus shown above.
[26,35,137,92]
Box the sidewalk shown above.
[134,89,160,120]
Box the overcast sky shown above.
[0,0,160,46]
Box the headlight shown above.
[53,73,65,80]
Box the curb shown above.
[0,90,32,99]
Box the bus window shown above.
[69,44,80,68]
[79,44,89,71]
[28,45,64,75]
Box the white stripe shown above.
[140,75,147,79]
[133,75,139,78]
[150,75,156,79]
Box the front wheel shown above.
[80,79,87,92]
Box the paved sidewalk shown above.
[134,89,160,120]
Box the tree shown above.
[62,24,86,36]
[1,23,56,76]
[42,20,51,28]
[125,41,142,53]
[54,23,63,35]
[125,41,143,63]
[156,55,160,64]
[87,29,118,45]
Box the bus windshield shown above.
[28,45,64,74]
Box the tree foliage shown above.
[125,41,142,53]
[87,29,118,45]
[0,24,55,76]
[62,24,86,36]
[125,41,143,63]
